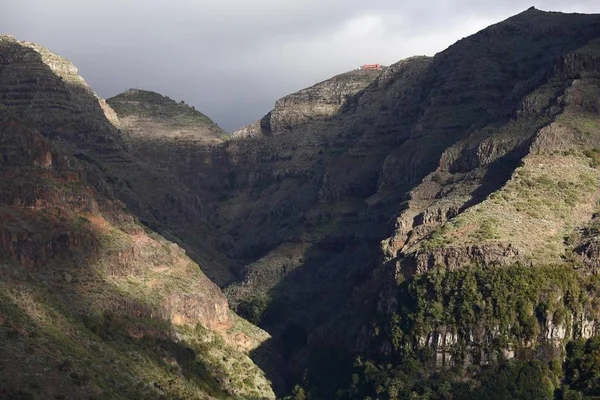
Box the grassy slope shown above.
[414,61,600,267]
[108,90,212,124]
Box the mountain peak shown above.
[113,88,184,104]
[108,89,227,144]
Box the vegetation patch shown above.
[416,153,600,265]
[310,263,600,399]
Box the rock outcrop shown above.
[231,68,382,138]
[108,88,226,145]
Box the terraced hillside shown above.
[0,37,274,399]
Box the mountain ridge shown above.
[4,7,600,399]
[207,8,600,397]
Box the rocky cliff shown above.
[0,34,238,286]
[231,68,381,138]
[0,35,274,399]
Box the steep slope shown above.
[173,8,600,397]
[0,34,236,286]
[232,68,382,138]
[345,32,600,398]
[0,111,274,399]
[0,37,274,399]
[335,10,600,399]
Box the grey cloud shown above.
[3,0,600,131]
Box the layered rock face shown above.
[0,35,237,285]
[0,36,274,399]
[0,36,120,142]
[0,113,229,331]
[232,68,381,138]
[359,15,600,397]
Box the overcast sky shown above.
[2,0,600,131]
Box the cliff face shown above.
[224,10,600,290]
[352,13,600,398]
[0,113,229,331]
[232,68,381,138]
[0,36,274,399]
[0,35,238,285]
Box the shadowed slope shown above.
[0,35,237,286]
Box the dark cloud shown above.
[2,0,600,131]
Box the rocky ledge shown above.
[232,68,382,138]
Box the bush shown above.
[584,149,600,168]
[236,294,270,325]
[564,336,600,396]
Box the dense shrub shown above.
[236,294,270,325]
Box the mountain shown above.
[0,35,274,399]
[115,8,600,398]
[108,89,225,141]
[4,6,600,400]
[0,33,238,287]
[107,88,226,161]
